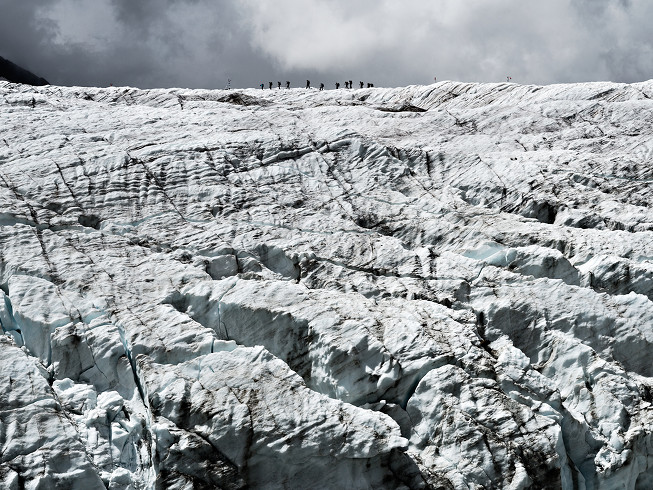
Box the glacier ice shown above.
[0,79,652,488]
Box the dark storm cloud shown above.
[0,1,57,77]
[1,0,652,89]
[0,0,277,88]
[0,0,166,87]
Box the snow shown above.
[0,79,652,488]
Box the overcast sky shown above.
[1,0,652,89]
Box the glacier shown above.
[0,79,652,489]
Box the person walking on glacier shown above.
[359,81,364,89]
[306,80,311,89]
[278,81,281,89]
[336,82,340,89]
[286,81,290,89]
[269,81,273,90]
[319,83,324,91]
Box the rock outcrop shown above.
[0,56,49,86]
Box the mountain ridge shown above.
[0,55,49,86]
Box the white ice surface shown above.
[0,80,652,489]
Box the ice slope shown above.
[0,79,652,489]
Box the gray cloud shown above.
[1,0,651,89]
[0,0,275,88]
[0,1,56,76]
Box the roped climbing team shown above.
[260,80,375,89]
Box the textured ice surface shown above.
[0,80,652,488]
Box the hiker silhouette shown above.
[319,83,324,91]
[286,81,290,89]
[306,80,310,89]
